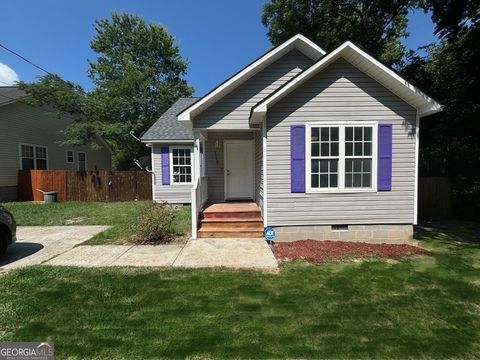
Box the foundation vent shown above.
[331,225,349,231]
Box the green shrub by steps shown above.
[132,202,176,244]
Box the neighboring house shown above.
[0,86,112,201]
[141,34,443,242]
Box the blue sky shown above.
[0,1,437,96]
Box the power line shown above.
[0,93,19,102]
[0,42,54,76]
[0,79,16,86]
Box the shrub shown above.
[132,202,176,244]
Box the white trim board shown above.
[414,111,420,225]
[177,34,326,124]
[250,41,444,123]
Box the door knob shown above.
[227,170,230,176]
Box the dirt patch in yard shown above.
[272,240,428,263]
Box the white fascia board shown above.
[141,139,194,144]
[251,41,443,121]
[419,103,444,117]
[177,34,326,125]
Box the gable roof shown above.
[177,34,326,124]
[141,97,198,142]
[0,86,26,107]
[250,41,443,122]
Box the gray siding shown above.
[254,127,263,211]
[205,132,254,202]
[194,49,313,129]
[0,102,112,188]
[266,58,417,226]
[152,144,192,204]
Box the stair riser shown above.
[198,231,264,238]
[202,212,262,220]
[200,222,264,230]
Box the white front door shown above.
[225,140,254,200]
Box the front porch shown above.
[191,130,264,239]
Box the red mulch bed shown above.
[272,240,428,263]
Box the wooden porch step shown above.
[202,211,262,220]
[200,216,263,223]
[198,229,264,238]
[199,220,264,230]
[198,202,264,238]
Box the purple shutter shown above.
[290,125,306,192]
[377,124,392,191]
[161,147,170,185]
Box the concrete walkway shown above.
[1,226,110,273]
[2,226,278,272]
[46,238,278,271]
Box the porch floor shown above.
[198,202,264,238]
[203,202,261,214]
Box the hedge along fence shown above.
[18,170,152,202]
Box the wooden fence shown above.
[418,177,452,220]
[18,170,152,202]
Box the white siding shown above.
[0,102,112,187]
[194,49,313,129]
[266,58,417,226]
[152,144,192,204]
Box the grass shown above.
[0,225,479,359]
[4,201,191,245]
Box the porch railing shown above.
[191,176,208,239]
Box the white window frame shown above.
[169,146,194,185]
[66,150,75,164]
[306,121,378,193]
[77,151,87,171]
[18,143,49,170]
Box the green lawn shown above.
[4,201,191,245]
[0,225,479,359]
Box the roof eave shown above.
[141,139,194,144]
[177,34,326,123]
[250,41,445,121]
[419,104,445,117]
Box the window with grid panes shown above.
[172,148,192,183]
[310,127,339,188]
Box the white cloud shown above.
[0,62,19,85]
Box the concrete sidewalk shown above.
[46,238,278,271]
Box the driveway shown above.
[0,226,109,273]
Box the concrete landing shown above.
[174,238,278,271]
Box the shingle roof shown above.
[141,97,199,141]
[0,86,26,106]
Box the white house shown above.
[141,34,443,242]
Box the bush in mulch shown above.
[272,240,428,263]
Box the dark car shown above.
[0,205,16,257]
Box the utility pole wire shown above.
[0,42,54,76]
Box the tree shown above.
[401,0,480,218]
[19,12,193,169]
[261,0,413,67]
